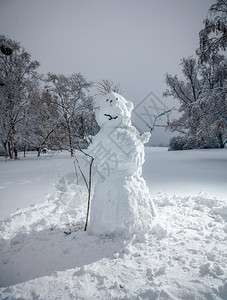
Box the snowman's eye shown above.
[106,99,108,102]
[116,97,118,100]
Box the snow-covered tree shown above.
[198,0,227,62]
[27,88,64,156]
[45,73,98,156]
[166,0,227,151]
[164,57,202,135]
[0,35,40,158]
[164,54,227,150]
[198,54,227,148]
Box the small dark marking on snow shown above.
[64,231,71,235]
[104,114,118,120]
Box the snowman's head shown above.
[96,92,133,128]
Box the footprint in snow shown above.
[18,180,32,185]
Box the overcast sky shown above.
[0,0,214,145]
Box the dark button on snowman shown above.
[88,92,156,234]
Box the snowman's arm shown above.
[140,132,151,144]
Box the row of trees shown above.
[1,1,226,157]
[164,0,227,150]
[0,35,100,159]
[0,36,124,232]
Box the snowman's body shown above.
[88,92,156,234]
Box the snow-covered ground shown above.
[0,148,226,299]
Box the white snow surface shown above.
[0,148,226,299]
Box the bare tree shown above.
[45,73,97,156]
[26,89,63,156]
[96,79,123,96]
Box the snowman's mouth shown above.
[104,114,118,120]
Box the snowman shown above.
[87,92,156,234]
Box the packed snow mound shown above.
[0,183,87,240]
[95,91,134,128]
[90,176,156,234]
[87,92,156,234]
[0,192,226,299]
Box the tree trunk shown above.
[11,121,18,159]
[8,141,13,159]
[13,140,18,159]
[13,133,18,159]
[23,145,26,158]
[218,132,224,148]
[3,142,8,158]
[37,148,42,157]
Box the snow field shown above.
[0,193,226,299]
[0,148,226,299]
[0,151,78,219]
